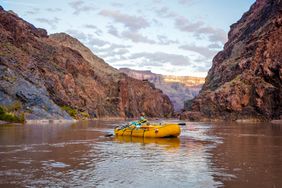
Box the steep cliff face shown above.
[185,0,282,121]
[50,33,118,76]
[120,68,204,111]
[0,7,174,120]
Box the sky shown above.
[1,0,255,77]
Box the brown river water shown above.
[0,120,281,188]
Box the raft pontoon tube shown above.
[114,123,182,138]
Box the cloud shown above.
[69,0,84,10]
[107,25,119,37]
[87,36,109,47]
[113,62,133,67]
[91,43,131,61]
[179,44,218,59]
[193,64,211,72]
[99,9,150,31]
[106,25,156,44]
[36,17,60,29]
[2,0,37,7]
[121,31,156,44]
[69,0,96,15]
[84,24,103,36]
[153,0,162,4]
[175,17,202,32]
[103,48,130,57]
[192,56,212,72]
[178,0,196,5]
[129,52,191,66]
[65,29,87,41]
[153,4,226,44]
[25,8,40,15]
[65,29,108,47]
[46,8,62,12]
[154,6,177,18]
[206,29,226,43]
[93,43,130,54]
[208,43,222,49]
[106,55,128,63]
[175,17,227,44]
[103,43,131,51]
[114,48,130,55]
[157,35,178,45]
[152,18,163,26]
[111,2,123,7]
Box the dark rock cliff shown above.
[0,7,174,120]
[183,0,282,121]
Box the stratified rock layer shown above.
[0,7,173,120]
[186,0,282,121]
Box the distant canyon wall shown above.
[120,68,205,111]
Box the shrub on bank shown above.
[61,106,78,119]
[0,106,25,123]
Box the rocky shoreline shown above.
[180,111,282,124]
[1,117,281,125]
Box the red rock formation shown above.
[183,0,282,121]
[0,7,173,119]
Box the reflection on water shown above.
[114,136,181,151]
[0,121,281,187]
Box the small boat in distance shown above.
[114,123,183,138]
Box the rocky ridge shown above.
[182,0,282,121]
[0,6,174,120]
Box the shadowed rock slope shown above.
[182,0,282,121]
[0,6,173,120]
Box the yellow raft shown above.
[114,123,181,138]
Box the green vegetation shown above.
[61,105,78,119]
[61,106,92,120]
[0,101,25,123]
[80,111,90,119]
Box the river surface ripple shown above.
[0,120,281,188]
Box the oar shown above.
[105,133,113,137]
[178,122,186,126]
[105,123,128,137]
